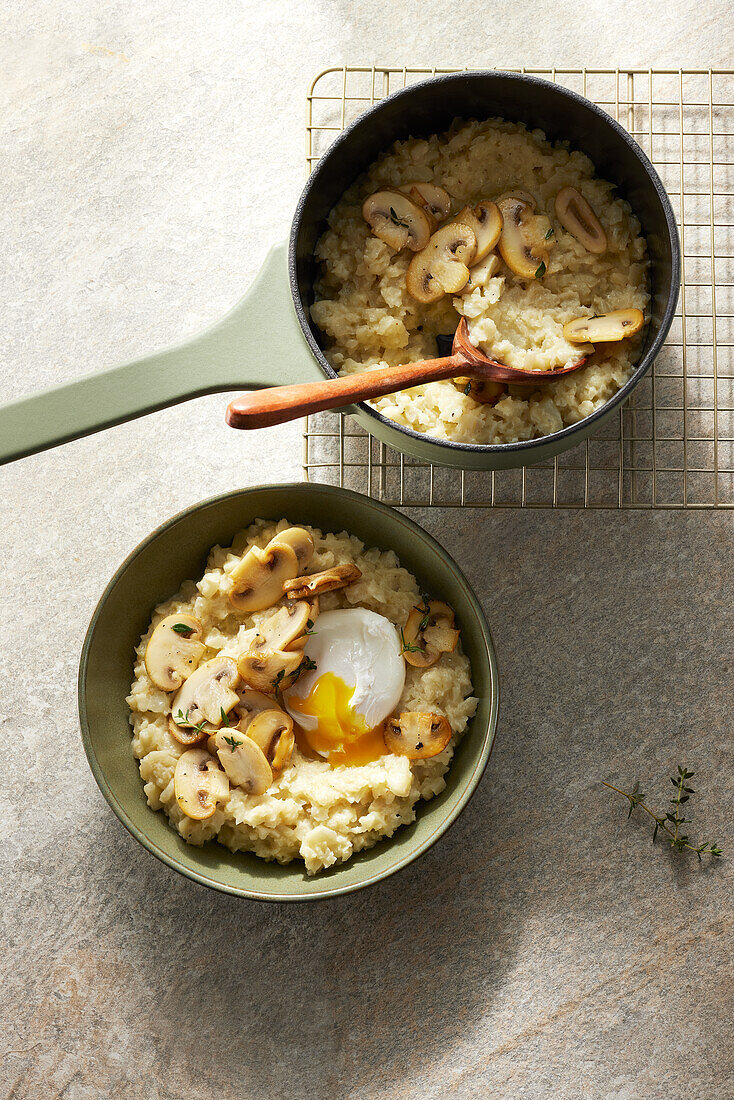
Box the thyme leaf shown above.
[535,260,547,279]
[171,623,196,637]
[389,206,409,229]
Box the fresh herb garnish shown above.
[535,260,547,279]
[220,707,230,728]
[289,656,318,687]
[389,206,409,229]
[400,627,423,655]
[463,382,472,396]
[305,619,317,636]
[544,227,554,240]
[603,766,723,861]
[272,668,286,694]
[415,595,431,633]
[174,707,207,734]
[223,734,243,752]
[171,623,196,637]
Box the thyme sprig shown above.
[400,627,422,655]
[604,766,723,861]
[174,707,207,734]
[389,206,409,228]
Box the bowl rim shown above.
[78,483,500,901]
[288,68,681,456]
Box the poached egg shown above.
[283,608,405,766]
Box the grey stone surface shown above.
[1,2,732,1098]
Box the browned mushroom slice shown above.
[401,600,459,668]
[170,656,240,729]
[462,251,501,294]
[453,376,505,405]
[234,688,277,728]
[208,730,273,794]
[237,647,303,693]
[405,222,477,303]
[283,564,362,599]
[398,181,452,221]
[555,186,607,254]
[228,540,299,613]
[384,712,452,760]
[246,709,295,774]
[144,613,205,692]
[362,190,432,252]
[495,189,537,210]
[563,309,644,344]
[168,715,210,747]
[269,527,315,570]
[453,202,502,262]
[497,194,553,280]
[252,600,312,652]
[174,748,230,820]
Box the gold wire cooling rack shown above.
[302,67,734,509]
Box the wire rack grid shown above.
[301,67,733,509]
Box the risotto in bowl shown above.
[311,115,650,446]
[80,485,497,899]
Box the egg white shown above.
[283,608,405,732]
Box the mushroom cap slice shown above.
[246,709,295,774]
[384,712,452,760]
[168,714,210,747]
[237,647,303,693]
[269,527,314,570]
[397,181,452,221]
[252,600,312,652]
[463,251,501,294]
[283,564,362,600]
[453,202,502,262]
[171,656,240,729]
[228,540,299,613]
[454,377,505,405]
[497,195,552,280]
[235,688,278,728]
[210,731,273,794]
[402,600,459,668]
[174,748,230,820]
[563,309,644,344]
[406,223,477,304]
[496,189,537,210]
[362,190,432,252]
[555,186,607,254]
[144,613,205,692]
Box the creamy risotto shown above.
[311,117,650,444]
[127,520,476,875]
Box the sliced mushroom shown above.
[228,538,299,613]
[174,748,230,820]
[402,600,459,669]
[462,251,501,294]
[269,527,314,570]
[397,181,452,222]
[209,730,273,794]
[234,688,277,729]
[283,564,362,600]
[384,712,452,761]
[168,715,210,748]
[406,223,477,303]
[453,377,505,405]
[252,600,312,652]
[246,709,295,774]
[237,647,303,693]
[563,309,644,344]
[555,186,607,254]
[496,189,537,210]
[362,190,432,252]
[144,613,205,692]
[170,656,240,729]
[497,194,553,280]
[452,202,502,262]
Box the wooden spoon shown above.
[225,319,588,429]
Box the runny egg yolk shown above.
[289,671,387,767]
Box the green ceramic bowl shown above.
[79,484,499,900]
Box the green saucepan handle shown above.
[0,242,328,466]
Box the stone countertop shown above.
[1,3,732,1098]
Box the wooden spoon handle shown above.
[225,354,468,429]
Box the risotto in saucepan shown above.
[311,117,649,444]
[127,520,476,874]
